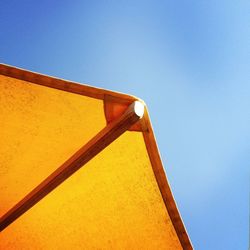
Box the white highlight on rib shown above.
[134,101,145,118]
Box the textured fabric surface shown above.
[0,74,182,249]
[1,132,181,249]
[0,75,105,217]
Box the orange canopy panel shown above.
[0,64,192,249]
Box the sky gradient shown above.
[1,1,249,249]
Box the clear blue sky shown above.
[1,1,249,249]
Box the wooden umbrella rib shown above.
[0,101,144,232]
[142,108,193,249]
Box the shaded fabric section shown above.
[0,132,182,249]
[0,75,105,217]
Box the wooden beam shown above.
[104,94,147,132]
[0,101,144,231]
[0,63,137,103]
[142,108,193,249]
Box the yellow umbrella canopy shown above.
[0,64,192,249]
